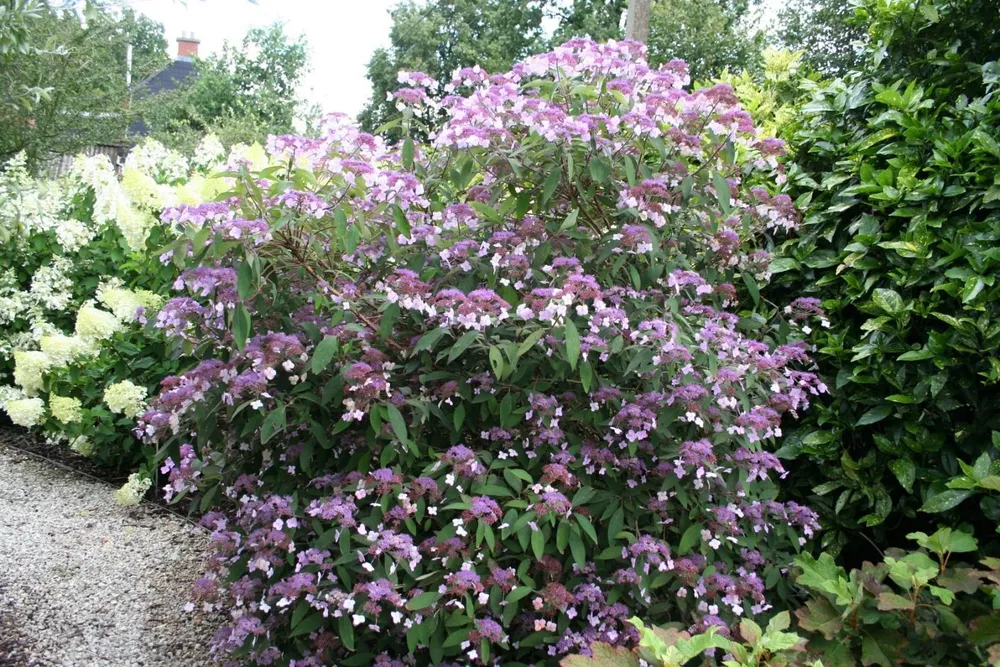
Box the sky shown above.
[124,0,399,118]
[121,0,784,121]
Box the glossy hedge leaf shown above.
[857,405,893,426]
[920,490,972,513]
[872,288,905,315]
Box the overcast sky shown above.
[125,0,398,118]
[122,0,783,121]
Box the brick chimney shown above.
[176,32,200,60]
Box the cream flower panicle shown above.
[70,435,95,457]
[103,380,147,418]
[13,350,50,394]
[75,304,121,341]
[49,395,83,424]
[3,397,45,427]
[114,472,153,506]
[40,333,94,366]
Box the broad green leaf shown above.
[406,591,441,611]
[920,490,972,513]
[872,288,905,315]
[386,404,408,445]
[310,336,340,373]
[260,402,286,444]
[564,319,580,369]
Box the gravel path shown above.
[0,431,219,666]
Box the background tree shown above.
[647,0,764,81]
[0,3,167,170]
[548,0,627,44]
[358,0,549,135]
[774,0,865,75]
[132,22,308,152]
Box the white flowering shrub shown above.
[0,135,257,480]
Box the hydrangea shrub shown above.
[143,40,827,666]
[0,137,235,473]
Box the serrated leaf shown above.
[386,404,408,445]
[310,336,339,373]
[564,319,580,369]
[406,591,440,611]
[260,402,286,444]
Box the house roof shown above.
[129,59,198,138]
[144,59,197,95]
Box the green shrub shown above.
[0,138,227,476]
[141,40,828,665]
[764,0,1000,549]
[793,527,1000,665]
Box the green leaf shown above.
[857,405,893,426]
[406,591,441,611]
[448,330,480,362]
[232,304,251,350]
[889,458,916,492]
[386,404,408,445]
[237,262,253,300]
[580,360,593,393]
[489,346,505,379]
[678,522,703,555]
[920,490,972,513]
[401,137,414,169]
[310,336,340,373]
[413,328,447,355]
[712,172,732,213]
[742,272,760,306]
[589,156,610,184]
[517,328,546,357]
[260,402,286,444]
[560,208,580,231]
[872,288,906,315]
[290,611,324,637]
[564,319,580,369]
[541,167,562,206]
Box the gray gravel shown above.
[0,437,219,666]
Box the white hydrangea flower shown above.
[125,139,189,183]
[70,435,95,457]
[29,256,74,311]
[103,380,147,418]
[75,304,121,341]
[49,395,83,424]
[53,217,96,253]
[13,350,51,394]
[39,333,94,366]
[193,134,225,170]
[114,472,152,506]
[96,279,164,322]
[0,385,27,410]
[3,397,45,427]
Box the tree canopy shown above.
[132,23,309,152]
[0,4,167,169]
[359,0,768,136]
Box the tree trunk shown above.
[625,0,650,43]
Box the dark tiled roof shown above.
[145,59,197,94]
[129,59,198,138]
